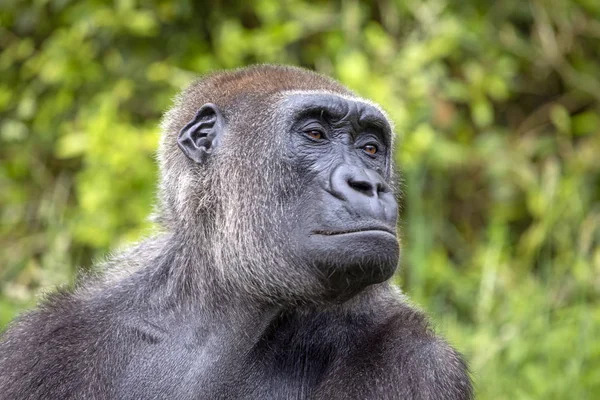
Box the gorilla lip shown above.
[311,226,395,236]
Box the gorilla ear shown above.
[177,103,224,164]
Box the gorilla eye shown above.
[306,130,324,140]
[363,144,378,155]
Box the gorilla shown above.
[0,65,472,399]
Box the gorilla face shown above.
[279,92,399,299]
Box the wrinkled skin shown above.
[0,65,472,400]
[282,93,399,299]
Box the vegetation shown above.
[1,1,599,398]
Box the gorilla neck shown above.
[123,232,391,388]
[144,230,395,335]
[144,231,380,322]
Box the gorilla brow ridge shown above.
[278,89,396,142]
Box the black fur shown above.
[0,65,473,399]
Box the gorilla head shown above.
[159,65,399,304]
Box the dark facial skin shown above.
[283,93,399,299]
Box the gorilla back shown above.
[0,65,473,399]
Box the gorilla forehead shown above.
[279,90,390,120]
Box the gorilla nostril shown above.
[347,178,375,196]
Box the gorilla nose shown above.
[346,172,388,198]
[329,165,396,223]
[331,165,390,199]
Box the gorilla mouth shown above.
[312,226,395,236]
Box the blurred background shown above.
[1,0,599,398]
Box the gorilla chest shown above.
[242,337,336,398]
[238,314,390,399]
[118,311,391,399]
[242,338,392,400]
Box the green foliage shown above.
[1,1,599,398]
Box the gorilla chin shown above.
[306,229,400,300]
